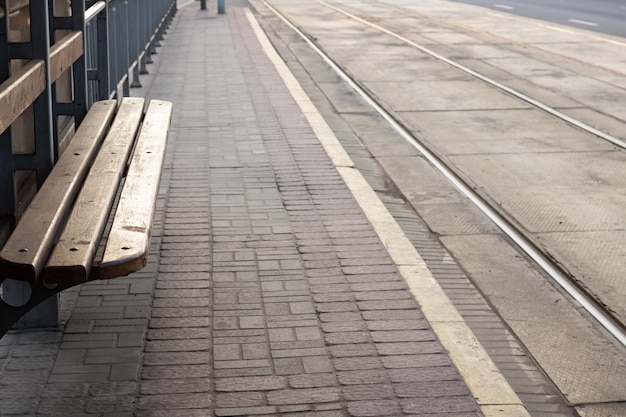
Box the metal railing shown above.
[0,0,176,225]
[85,0,176,106]
[0,0,177,328]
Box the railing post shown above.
[0,0,14,222]
[96,5,110,99]
[218,0,225,14]
[121,1,130,97]
[108,6,118,98]
[144,0,153,64]
[130,0,142,88]
[70,0,88,126]
[30,1,55,182]
[200,0,206,10]
[3,0,59,328]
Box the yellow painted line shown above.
[245,6,531,416]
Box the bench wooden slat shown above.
[0,100,117,281]
[0,60,46,135]
[49,31,84,83]
[42,98,145,283]
[98,100,172,280]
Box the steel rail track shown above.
[259,0,626,347]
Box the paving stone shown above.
[288,373,337,388]
[141,364,212,380]
[136,410,212,417]
[37,397,88,414]
[302,356,334,373]
[215,406,278,416]
[140,378,211,395]
[137,393,213,410]
[267,387,341,405]
[143,351,209,366]
[400,396,480,414]
[216,391,266,408]
[347,399,401,416]
[325,332,370,345]
[381,354,453,369]
[216,375,287,392]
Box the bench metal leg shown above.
[1,279,65,332]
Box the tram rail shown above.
[258,0,626,347]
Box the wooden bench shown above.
[0,97,172,334]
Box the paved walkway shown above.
[1,3,523,416]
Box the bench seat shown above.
[0,97,172,333]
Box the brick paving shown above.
[0,4,483,416]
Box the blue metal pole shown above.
[0,0,15,219]
[218,0,225,14]
[130,0,142,88]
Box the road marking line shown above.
[487,12,626,47]
[246,5,531,416]
[494,4,514,10]
[568,18,598,27]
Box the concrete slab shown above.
[563,107,626,141]
[377,155,465,205]
[577,403,626,417]
[398,109,613,155]
[533,42,626,77]
[537,230,626,324]
[449,151,626,189]
[413,202,499,236]
[340,113,420,157]
[364,79,530,111]
[316,82,373,113]
[344,56,474,82]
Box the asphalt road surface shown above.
[450,0,626,38]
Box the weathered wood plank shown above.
[43,98,145,283]
[0,60,46,135]
[98,100,172,280]
[0,100,117,282]
[49,31,83,83]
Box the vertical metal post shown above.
[4,0,60,327]
[148,1,157,57]
[0,0,15,220]
[71,0,88,121]
[121,1,130,96]
[218,0,225,14]
[200,0,206,10]
[30,1,54,182]
[97,5,110,99]
[19,4,51,176]
[97,6,111,100]
[108,6,118,98]
[47,1,60,153]
[144,0,153,64]
[130,0,141,88]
